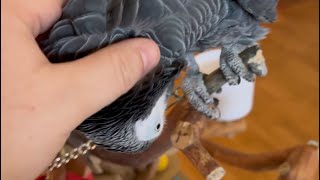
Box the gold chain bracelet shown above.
[45,140,96,180]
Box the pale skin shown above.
[1,0,160,179]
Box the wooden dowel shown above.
[278,141,319,180]
[172,121,225,180]
[182,142,225,180]
[201,119,247,138]
[204,45,266,94]
[202,139,319,174]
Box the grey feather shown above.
[235,0,279,23]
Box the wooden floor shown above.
[178,0,319,179]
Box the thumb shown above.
[49,38,160,121]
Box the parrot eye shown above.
[156,123,161,131]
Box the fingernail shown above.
[139,42,160,72]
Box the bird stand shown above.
[64,45,319,180]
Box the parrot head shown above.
[76,61,185,153]
[77,89,168,153]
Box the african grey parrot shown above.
[40,0,278,153]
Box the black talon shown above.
[213,98,220,107]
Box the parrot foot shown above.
[220,48,256,85]
[182,73,220,119]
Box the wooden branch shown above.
[202,139,319,179]
[171,121,225,180]
[201,119,247,139]
[204,45,266,94]
[278,141,319,180]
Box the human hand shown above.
[1,1,160,179]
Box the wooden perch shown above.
[204,45,266,94]
[200,119,247,139]
[278,141,319,180]
[201,139,319,179]
[171,121,225,180]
